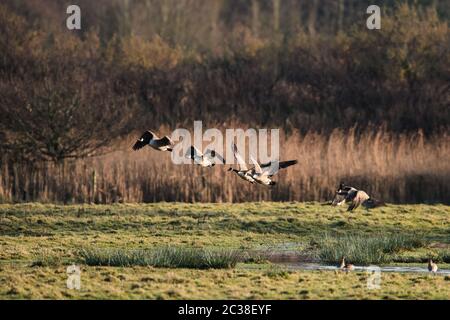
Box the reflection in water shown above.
[242,249,450,275]
[279,263,450,275]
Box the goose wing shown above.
[232,143,248,171]
[132,130,154,151]
[261,160,298,170]
[338,185,356,193]
[278,160,298,169]
[186,145,203,159]
[132,139,147,151]
[344,189,358,202]
[260,160,298,176]
[250,156,264,175]
[205,149,226,164]
[153,135,173,148]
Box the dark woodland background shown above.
[0,0,449,203]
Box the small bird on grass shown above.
[428,259,438,274]
[339,257,355,271]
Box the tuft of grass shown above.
[317,233,427,265]
[30,250,63,267]
[264,265,290,279]
[79,247,241,269]
[438,250,450,263]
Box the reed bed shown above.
[0,128,448,204]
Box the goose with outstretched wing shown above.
[186,145,225,168]
[250,156,298,186]
[227,143,256,184]
[332,183,383,211]
[331,183,358,206]
[132,130,174,152]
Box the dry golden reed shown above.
[0,128,448,204]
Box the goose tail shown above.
[365,197,385,208]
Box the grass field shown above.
[1,202,449,299]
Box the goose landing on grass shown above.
[332,183,358,206]
[332,183,383,212]
[132,130,174,152]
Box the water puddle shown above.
[277,263,450,275]
[245,250,450,275]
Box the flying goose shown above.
[428,259,438,274]
[345,189,371,211]
[132,130,174,152]
[185,145,225,167]
[339,257,355,271]
[332,183,358,206]
[250,156,298,186]
[332,183,382,211]
[227,143,256,184]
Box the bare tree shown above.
[0,76,136,162]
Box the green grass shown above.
[2,264,449,300]
[1,202,449,299]
[30,249,64,267]
[317,233,428,265]
[439,250,450,263]
[79,247,240,269]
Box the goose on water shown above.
[339,257,355,271]
[186,145,225,168]
[132,130,174,152]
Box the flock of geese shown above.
[132,130,298,186]
[132,130,440,274]
[132,130,381,207]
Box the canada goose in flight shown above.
[185,146,225,167]
[428,259,438,274]
[227,143,256,184]
[250,156,298,186]
[132,130,174,152]
[339,257,355,271]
